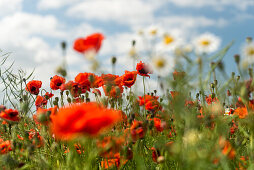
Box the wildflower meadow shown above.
[1,28,254,170]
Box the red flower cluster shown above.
[0,139,12,154]
[138,95,162,112]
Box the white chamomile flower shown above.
[242,42,254,63]
[193,33,221,54]
[150,55,175,77]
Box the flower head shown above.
[73,33,104,54]
[0,109,20,122]
[136,61,152,78]
[151,56,174,77]
[50,102,122,140]
[242,43,254,64]
[25,80,42,95]
[50,75,66,90]
[121,71,137,88]
[193,33,221,54]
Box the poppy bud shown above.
[214,80,218,86]
[231,72,235,79]
[55,97,59,102]
[227,90,231,96]
[132,40,136,47]
[234,54,240,64]
[111,56,117,65]
[210,83,215,89]
[217,61,224,71]
[237,75,240,81]
[246,37,252,43]
[67,97,71,103]
[61,41,67,50]
[53,101,58,106]
[65,91,69,96]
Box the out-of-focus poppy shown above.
[73,33,104,53]
[0,109,20,122]
[50,102,122,140]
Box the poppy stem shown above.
[143,76,146,116]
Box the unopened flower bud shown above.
[237,75,240,81]
[67,97,71,103]
[231,72,235,79]
[61,41,67,50]
[210,83,215,89]
[246,37,252,43]
[132,40,136,47]
[234,54,240,64]
[111,56,117,65]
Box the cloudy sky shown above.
[0,0,254,92]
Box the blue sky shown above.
[0,0,254,91]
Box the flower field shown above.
[1,31,254,170]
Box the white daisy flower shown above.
[193,33,221,54]
[150,55,175,77]
[242,42,254,63]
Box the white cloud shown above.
[167,0,254,11]
[67,0,165,26]
[37,0,80,10]
[0,0,23,16]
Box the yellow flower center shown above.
[155,58,165,68]
[247,48,254,56]
[200,40,210,46]
[164,35,174,45]
[150,29,157,35]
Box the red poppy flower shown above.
[130,120,146,141]
[74,73,91,93]
[138,95,162,112]
[122,71,137,88]
[33,106,58,125]
[205,95,219,105]
[35,95,47,109]
[50,75,66,90]
[153,118,164,132]
[150,147,160,163]
[136,61,152,78]
[0,109,20,122]
[73,33,104,53]
[50,102,122,140]
[0,139,12,154]
[25,80,42,95]
[28,129,44,148]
